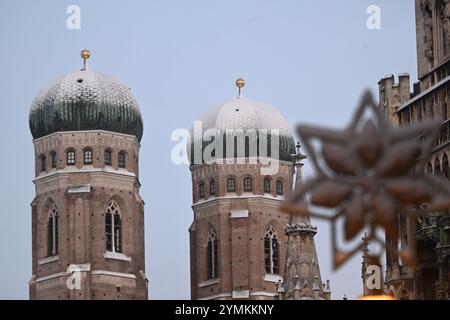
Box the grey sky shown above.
[0,0,416,299]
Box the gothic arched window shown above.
[84,149,93,165]
[104,149,112,166]
[244,177,253,192]
[210,179,216,197]
[276,180,284,195]
[67,150,75,165]
[118,152,126,168]
[426,162,433,174]
[47,203,58,257]
[199,181,205,199]
[207,229,219,279]
[105,201,122,253]
[435,158,442,176]
[443,154,449,179]
[264,177,271,193]
[264,226,279,274]
[50,151,57,169]
[227,178,236,192]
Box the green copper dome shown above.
[29,66,143,141]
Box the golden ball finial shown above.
[81,49,91,60]
[235,77,245,88]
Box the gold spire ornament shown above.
[80,49,91,70]
[236,77,245,98]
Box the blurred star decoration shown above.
[282,90,450,270]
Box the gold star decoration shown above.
[282,90,450,270]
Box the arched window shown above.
[84,149,93,165]
[118,152,126,168]
[50,151,57,169]
[244,177,253,192]
[443,154,449,179]
[263,177,271,193]
[276,180,284,195]
[104,149,112,166]
[210,179,216,197]
[41,155,47,172]
[227,178,236,192]
[435,158,442,176]
[105,201,122,253]
[47,203,58,257]
[199,181,205,199]
[426,162,433,174]
[207,229,218,279]
[264,226,279,274]
[67,150,75,165]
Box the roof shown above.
[29,68,143,141]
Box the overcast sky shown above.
[0,0,417,299]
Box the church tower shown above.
[188,79,297,300]
[28,50,148,300]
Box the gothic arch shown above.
[443,153,449,178]
[427,161,433,174]
[264,224,281,275]
[104,194,126,214]
[41,197,58,215]
[105,198,123,253]
[435,157,442,176]
[41,198,59,257]
[264,220,283,237]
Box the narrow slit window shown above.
[47,203,58,257]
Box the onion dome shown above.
[29,50,143,141]
[189,78,295,163]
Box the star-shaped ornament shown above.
[282,90,450,270]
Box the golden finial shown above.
[80,49,91,70]
[235,77,245,98]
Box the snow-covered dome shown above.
[188,79,295,164]
[29,50,143,141]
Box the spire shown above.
[280,142,330,300]
[80,49,90,71]
[235,77,245,98]
[292,141,307,188]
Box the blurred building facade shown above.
[378,0,450,300]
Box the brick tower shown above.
[28,50,148,300]
[188,78,299,300]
